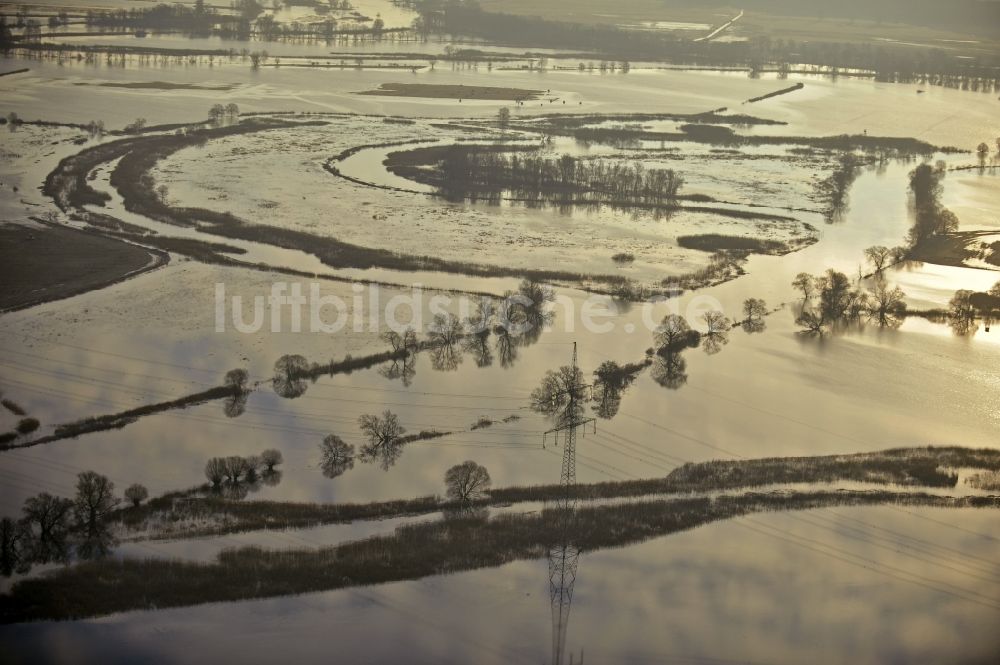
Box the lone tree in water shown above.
[868,282,907,327]
[444,461,491,502]
[320,434,354,466]
[792,272,815,300]
[124,484,148,508]
[358,410,405,451]
[319,434,355,478]
[260,449,283,472]
[948,289,978,334]
[864,246,892,273]
[654,314,699,352]
[742,298,767,321]
[74,472,119,537]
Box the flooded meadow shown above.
[1,3,999,662]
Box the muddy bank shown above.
[0,221,167,313]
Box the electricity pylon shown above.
[543,342,593,665]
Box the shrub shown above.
[611,252,635,264]
[16,418,40,435]
[124,484,149,507]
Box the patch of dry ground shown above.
[0,221,167,312]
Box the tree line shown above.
[1,471,142,576]
[437,148,683,206]
[409,1,1000,83]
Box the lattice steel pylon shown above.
[543,342,592,665]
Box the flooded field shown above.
[1,2,999,662]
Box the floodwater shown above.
[2,506,998,664]
[1,32,999,663]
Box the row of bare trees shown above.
[204,449,283,488]
[793,269,908,333]
[1,472,138,576]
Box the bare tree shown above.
[517,279,555,309]
[22,493,73,542]
[796,310,826,335]
[205,457,226,487]
[244,455,263,482]
[742,298,767,321]
[124,484,148,508]
[792,272,815,300]
[209,104,226,124]
[651,352,687,390]
[444,461,491,502]
[320,434,354,465]
[654,314,698,352]
[868,282,907,327]
[428,313,463,347]
[358,410,405,451]
[864,246,892,273]
[700,310,731,355]
[223,368,250,418]
[124,117,146,134]
[382,329,405,352]
[819,269,852,321]
[530,364,584,417]
[497,106,510,133]
[225,368,249,391]
[1,517,30,576]
[272,354,309,399]
[702,310,731,335]
[948,289,978,334]
[223,456,249,483]
[260,449,283,472]
[846,289,872,321]
[74,472,119,537]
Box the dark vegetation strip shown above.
[0,344,442,451]
[745,82,804,103]
[538,126,953,154]
[357,83,544,100]
[677,234,790,254]
[1,400,27,417]
[113,447,1000,540]
[4,490,997,622]
[0,68,29,77]
[1,386,238,451]
[530,110,786,127]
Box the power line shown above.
[734,516,1000,611]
